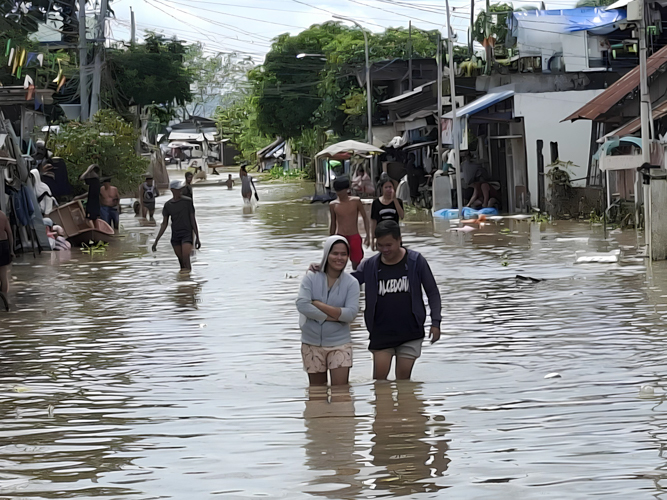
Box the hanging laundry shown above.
[36,53,44,67]
[23,75,33,89]
[52,59,62,83]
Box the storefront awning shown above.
[564,44,667,122]
[168,131,216,142]
[443,90,514,119]
[597,100,667,143]
[379,82,435,106]
[395,109,435,132]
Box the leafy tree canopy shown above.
[106,33,193,109]
[250,22,440,141]
[47,109,148,195]
[184,44,255,118]
[575,0,616,6]
[473,3,514,45]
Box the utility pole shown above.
[470,0,475,56]
[78,0,89,121]
[363,27,372,145]
[638,0,652,254]
[408,21,413,91]
[445,0,464,216]
[90,0,109,118]
[485,0,492,74]
[130,7,136,46]
[437,32,442,178]
[334,15,372,145]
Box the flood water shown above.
[3,179,667,499]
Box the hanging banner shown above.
[440,117,468,151]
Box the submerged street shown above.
[2,180,667,498]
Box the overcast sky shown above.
[106,0,578,63]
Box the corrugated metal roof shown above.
[563,44,667,122]
[596,100,667,142]
[378,81,435,105]
[443,90,514,119]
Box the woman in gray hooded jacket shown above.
[296,235,360,386]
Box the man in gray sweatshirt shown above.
[297,235,361,386]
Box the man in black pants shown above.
[152,180,201,271]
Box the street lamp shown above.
[296,53,326,60]
[333,15,373,146]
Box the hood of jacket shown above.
[30,168,51,198]
[320,235,350,273]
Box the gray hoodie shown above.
[296,236,360,347]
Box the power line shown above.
[165,0,307,29]
[144,0,275,41]
[290,0,387,29]
[343,0,446,27]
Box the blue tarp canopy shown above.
[512,8,626,35]
[443,91,514,120]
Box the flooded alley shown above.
[2,181,667,499]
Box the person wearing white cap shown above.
[152,180,201,271]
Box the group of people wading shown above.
[298,173,441,384]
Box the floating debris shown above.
[575,250,620,264]
[516,275,542,283]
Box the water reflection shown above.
[366,381,450,495]
[172,273,203,310]
[303,385,362,498]
[4,180,667,498]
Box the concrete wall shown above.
[514,90,604,207]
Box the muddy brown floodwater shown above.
[2,180,667,499]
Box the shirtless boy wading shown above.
[329,177,370,270]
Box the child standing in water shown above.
[329,176,370,270]
[240,166,253,202]
[296,236,360,386]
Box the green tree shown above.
[251,22,440,142]
[473,3,514,45]
[47,109,148,194]
[575,0,616,6]
[215,93,272,163]
[106,33,192,110]
[184,44,255,118]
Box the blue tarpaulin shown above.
[443,91,514,119]
[512,8,626,35]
